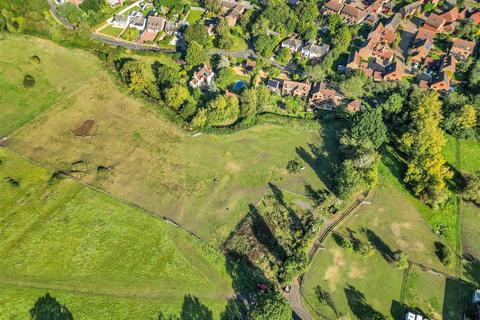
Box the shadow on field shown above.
[362,228,394,263]
[249,203,288,262]
[268,182,303,230]
[344,285,384,320]
[315,285,339,317]
[296,125,339,193]
[30,293,73,320]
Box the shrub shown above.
[394,251,409,270]
[341,236,354,253]
[434,241,453,268]
[286,159,302,174]
[358,241,375,257]
[23,75,35,88]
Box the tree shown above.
[254,35,279,57]
[249,292,292,320]
[339,70,367,99]
[283,96,302,114]
[332,25,351,53]
[30,293,73,320]
[165,85,190,111]
[456,104,477,132]
[184,24,210,47]
[470,60,480,90]
[185,41,208,67]
[215,67,236,89]
[400,90,452,207]
[204,94,240,126]
[380,93,403,114]
[57,3,85,24]
[295,0,319,37]
[80,0,104,12]
[394,252,409,270]
[216,18,234,50]
[23,74,35,88]
[349,108,387,149]
[276,48,291,64]
[153,63,181,88]
[239,88,258,120]
[463,171,480,205]
[203,0,220,14]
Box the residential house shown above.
[220,0,251,26]
[384,13,401,42]
[112,14,129,28]
[423,13,445,33]
[267,79,281,93]
[429,71,450,91]
[244,60,257,71]
[383,60,404,81]
[409,27,435,67]
[281,38,303,53]
[146,16,166,32]
[323,0,344,15]
[309,82,342,110]
[281,80,311,98]
[164,21,180,34]
[400,1,421,18]
[470,11,480,24]
[450,38,476,61]
[130,16,146,31]
[346,50,361,72]
[301,43,330,60]
[346,99,362,112]
[226,8,242,26]
[440,53,456,74]
[341,4,368,24]
[189,64,215,88]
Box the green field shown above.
[100,25,124,37]
[338,180,453,274]
[301,236,404,319]
[445,135,480,174]
[0,35,100,137]
[5,36,333,247]
[0,147,232,319]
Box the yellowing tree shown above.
[457,104,477,130]
[400,90,452,207]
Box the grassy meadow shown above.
[0,148,233,318]
[445,135,480,174]
[0,35,100,137]
[7,52,333,246]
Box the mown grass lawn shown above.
[100,25,124,37]
[0,35,100,137]
[444,135,480,174]
[0,148,233,319]
[461,201,480,260]
[186,9,204,24]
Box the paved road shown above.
[47,0,75,30]
[285,279,313,320]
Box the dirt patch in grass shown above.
[73,119,98,137]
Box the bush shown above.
[358,241,375,257]
[30,55,41,64]
[394,251,409,270]
[286,159,302,174]
[23,74,35,88]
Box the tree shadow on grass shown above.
[315,285,339,317]
[295,125,340,193]
[249,203,287,263]
[344,285,385,320]
[268,182,303,230]
[362,228,394,263]
[29,293,73,320]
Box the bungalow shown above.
[383,60,404,81]
[164,21,180,34]
[301,43,330,60]
[341,4,368,24]
[323,0,344,15]
[130,16,146,31]
[281,80,311,98]
[400,1,421,18]
[146,16,166,32]
[450,38,476,61]
[430,71,450,91]
[112,14,129,28]
[281,38,303,53]
[189,64,215,88]
[309,82,342,110]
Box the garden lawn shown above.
[186,9,204,24]
[100,25,124,37]
[337,180,453,274]
[461,202,480,260]
[0,148,232,318]
[444,135,480,174]
[0,35,100,137]
[301,236,404,319]
[8,59,335,246]
[405,264,475,320]
[121,27,140,41]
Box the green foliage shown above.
[339,70,367,99]
[203,0,221,14]
[195,94,240,127]
[469,60,480,90]
[249,292,292,320]
[29,293,73,320]
[216,18,234,50]
[349,108,388,149]
[154,63,181,88]
[283,96,303,114]
[118,60,158,97]
[295,0,319,38]
[276,48,292,65]
[239,87,258,120]
[380,93,403,114]
[253,0,298,36]
[453,19,480,42]
[254,35,279,57]
[394,251,409,270]
[215,67,236,89]
[400,90,452,207]
[57,3,85,25]
[286,158,302,174]
[80,0,104,12]
[463,171,480,205]
[164,85,190,111]
[185,41,208,67]
[278,252,308,284]
[340,235,354,253]
[184,24,210,47]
